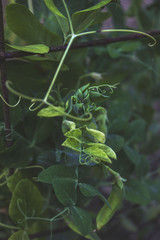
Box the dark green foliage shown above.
[0,1,159,240]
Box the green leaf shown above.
[62,137,81,152]
[70,206,92,236]
[9,231,30,240]
[38,164,77,184]
[79,183,110,207]
[123,145,141,166]
[43,0,69,37]
[83,146,112,163]
[6,4,62,46]
[125,179,151,205]
[9,179,43,228]
[106,134,125,152]
[72,0,112,33]
[65,129,82,141]
[7,43,49,53]
[52,177,77,206]
[72,10,111,34]
[37,106,65,117]
[86,143,117,160]
[7,171,24,193]
[62,120,76,134]
[84,127,106,143]
[96,184,124,230]
[43,0,65,17]
[135,156,150,179]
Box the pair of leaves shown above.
[44,0,112,35]
[38,164,78,206]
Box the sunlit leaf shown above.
[37,106,65,117]
[7,43,49,53]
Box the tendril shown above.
[0,94,21,107]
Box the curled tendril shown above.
[0,94,21,107]
[29,101,44,112]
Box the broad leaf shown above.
[96,184,123,230]
[9,179,43,228]
[83,127,106,143]
[6,4,62,47]
[65,129,82,141]
[146,179,160,202]
[124,118,146,144]
[125,179,151,205]
[62,137,81,152]
[38,164,77,184]
[37,106,65,117]
[7,43,49,53]
[9,231,30,240]
[83,146,112,163]
[79,183,110,207]
[70,206,92,236]
[52,177,77,206]
[106,134,125,152]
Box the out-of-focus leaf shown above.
[106,134,125,152]
[146,179,160,202]
[123,145,141,166]
[9,231,30,240]
[125,179,151,205]
[9,179,43,228]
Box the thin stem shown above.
[62,0,74,35]
[0,222,20,230]
[44,36,75,101]
[28,0,34,13]
[77,29,157,47]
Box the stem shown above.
[76,29,157,47]
[0,30,159,60]
[0,0,12,147]
[0,222,20,230]
[62,0,74,35]
[27,0,34,13]
[44,36,75,101]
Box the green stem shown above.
[44,36,75,102]
[62,0,74,35]
[76,29,157,47]
[28,0,34,13]
[0,222,20,230]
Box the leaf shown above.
[70,206,92,236]
[9,231,30,240]
[124,118,146,144]
[38,164,77,184]
[125,179,151,205]
[73,0,112,13]
[62,120,76,134]
[9,179,43,228]
[106,134,125,152]
[62,137,81,152]
[65,129,82,141]
[84,127,106,143]
[96,184,124,230]
[6,4,62,47]
[123,145,141,166]
[37,106,65,117]
[135,155,150,179]
[86,143,116,160]
[52,177,77,206]
[7,43,49,53]
[79,183,110,207]
[83,146,112,163]
[43,0,69,37]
